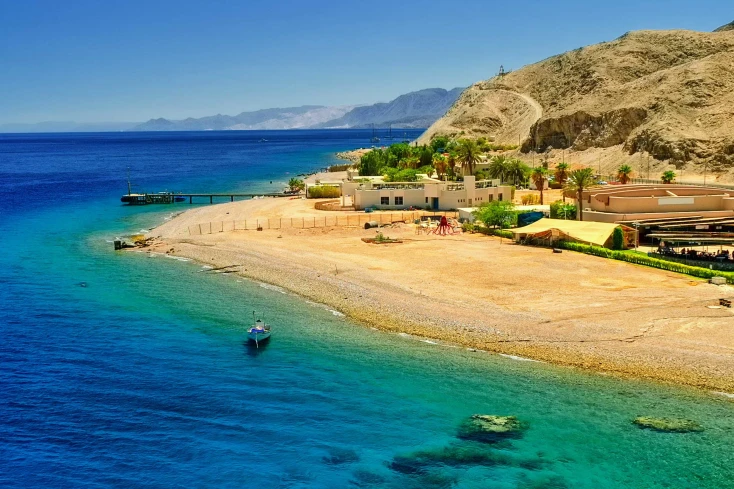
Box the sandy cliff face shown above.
[420,29,734,176]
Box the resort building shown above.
[578,184,734,223]
[343,176,513,211]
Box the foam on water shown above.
[499,353,541,362]
[258,282,287,294]
[305,299,345,317]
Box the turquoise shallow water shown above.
[1,131,733,488]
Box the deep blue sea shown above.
[1,130,733,489]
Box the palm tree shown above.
[617,164,633,184]
[447,152,458,179]
[564,168,597,221]
[661,170,676,184]
[288,177,305,193]
[487,155,510,182]
[432,153,448,180]
[456,139,481,176]
[554,162,570,186]
[531,167,549,204]
[508,159,531,186]
[554,162,570,202]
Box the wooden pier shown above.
[121,192,295,205]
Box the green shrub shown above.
[383,168,420,182]
[472,224,514,239]
[307,185,341,198]
[557,241,734,283]
[473,200,516,229]
[430,136,450,152]
[549,200,577,220]
[612,227,624,250]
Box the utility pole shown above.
[704,160,707,186]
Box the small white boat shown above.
[247,313,271,347]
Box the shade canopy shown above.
[510,218,623,247]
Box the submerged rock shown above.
[322,447,360,465]
[516,474,569,489]
[389,443,514,474]
[457,414,527,443]
[632,417,703,433]
[349,469,388,487]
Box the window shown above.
[488,195,493,202]
[381,197,389,205]
[425,197,429,203]
[498,194,503,201]
[395,196,404,205]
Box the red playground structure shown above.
[429,216,459,236]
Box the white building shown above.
[343,176,513,211]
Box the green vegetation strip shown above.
[556,241,734,283]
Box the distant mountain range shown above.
[0,87,465,133]
[131,105,357,131]
[314,88,464,129]
[132,87,464,131]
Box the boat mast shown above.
[126,167,132,195]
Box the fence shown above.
[188,211,458,236]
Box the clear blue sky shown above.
[1,0,731,123]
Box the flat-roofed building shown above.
[578,184,734,223]
[343,176,512,211]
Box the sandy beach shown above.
[145,196,734,393]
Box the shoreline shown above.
[144,237,734,394]
[142,197,734,394]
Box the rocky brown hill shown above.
[420,28,734,177]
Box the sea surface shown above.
[0,130,732,489]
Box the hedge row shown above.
[307,185,341,198]
[557,241,734,283]
[470,225,514,239]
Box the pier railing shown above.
[187,211,458,236]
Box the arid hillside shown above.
[420,28,734,180]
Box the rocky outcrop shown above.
[456,414,527,443]
[633,416,703,433]
[523,108,648,152]
[714,21,734,32]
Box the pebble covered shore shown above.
[144,226,734,394]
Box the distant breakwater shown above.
[335,148,370,164]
